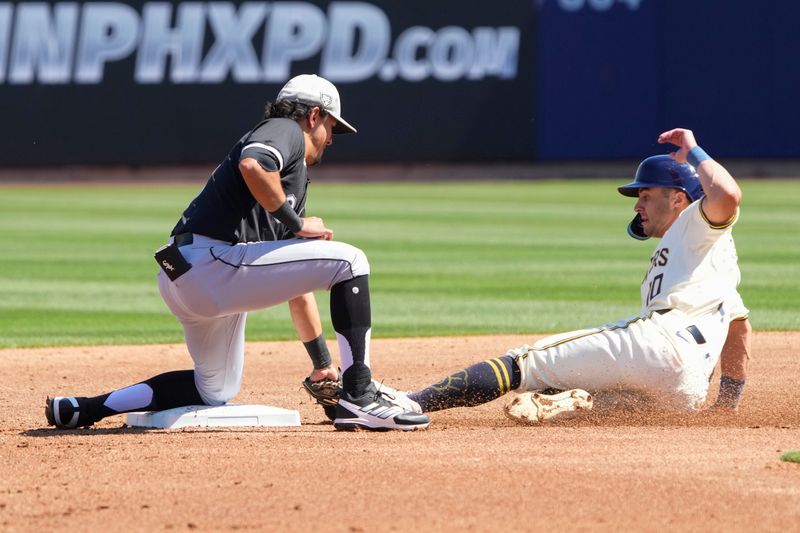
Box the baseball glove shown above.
[302,373,342,421]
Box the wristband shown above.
[687,146,712,168]
[269,200,303,233]
[717,375,745,408]
[303,335,332,370]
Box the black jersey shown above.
[171,118,309,243]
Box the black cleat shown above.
[45,396,92,429]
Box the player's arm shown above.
[657,128,742,226]
[238,158,333,240]
[714,318,752,411]
[288,292,339,381]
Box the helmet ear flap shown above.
[627,213,649,240]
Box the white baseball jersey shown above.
[513,199,748,410]
[641,199,748,320]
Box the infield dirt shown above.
[2,332,799,531]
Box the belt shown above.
[174,233,194,247]
[654,309,707,344]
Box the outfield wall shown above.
[537,0,800,160]
[1,0,798,166]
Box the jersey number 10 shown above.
[647,273,664,306]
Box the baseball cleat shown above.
[504,389,593,425]
[368,380,423,414]
[334,383,430,431]
[313,379,422,422]
[322,404,338,422]
[45,396,87,429]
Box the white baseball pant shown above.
[512,307,730,410]
[157,234,369,405]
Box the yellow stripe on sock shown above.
[485,358,506,394]
[492,357,511,391]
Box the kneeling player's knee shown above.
[323,241,370,282]
[349,246,370,277]
[199,390,235,406]
[196,381,239,406]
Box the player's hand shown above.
[296,216,334,240]
[309,364,339,382]
[657,128,698,164]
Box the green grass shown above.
[0,179,797,348]
[780,451,800,464]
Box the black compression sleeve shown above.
[269,201,303,233]
[303,335,333,369]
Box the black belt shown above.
[654,309,707,344]
[174,233,194,247]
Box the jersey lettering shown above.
[643,247,669,281]
[642,248,668,305]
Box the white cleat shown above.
[370,380,423,414]
[334,382,429,431]
[504,389,593,424]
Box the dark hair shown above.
[263,100,328,121]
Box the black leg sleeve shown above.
[85,370,205,423]
[142,370,205,410]
[330,275,372,396]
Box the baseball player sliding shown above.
[46,74,429,431]
[403,129,751,422]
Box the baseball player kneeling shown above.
[406,128,751,422]
[45,74,429,432]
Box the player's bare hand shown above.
[297,217,334,240]
[309,365,339,382]
[657,128,698,164]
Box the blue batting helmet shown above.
[617,155,704,202]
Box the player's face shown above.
[305,111,334,167]
[634,188,683,238]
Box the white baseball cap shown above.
[276,74,357,134]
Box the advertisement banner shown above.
[0,0,536,165]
